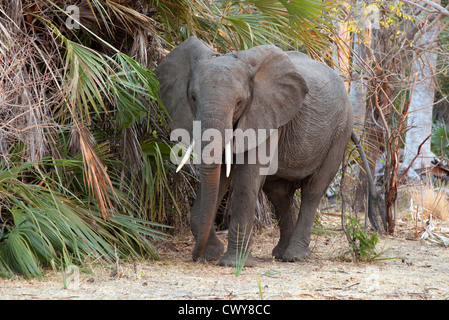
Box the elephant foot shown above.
[272,244,288,260]
[281,246,310,262]
[194,239,225,262]
[219,251,255,267]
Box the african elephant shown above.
[155,37,382,267]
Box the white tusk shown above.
[225,140,232,177]
[176,140,195,173]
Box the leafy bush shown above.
[431,121,449,158]
[344,215,382,262]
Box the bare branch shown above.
[404,0,449,17]
[398,135,432,184]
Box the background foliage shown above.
[0,0,335,277]
[2,0,449,278]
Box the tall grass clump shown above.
[409,181,449,221]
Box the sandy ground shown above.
[1,214,449,300]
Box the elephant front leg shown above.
[219,165,265,267]
[219,195,256,267]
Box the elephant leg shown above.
[191,165,231,261]
[262,179,297,259]
[283,144,346,262]
[219,164,266,267]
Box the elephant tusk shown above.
[225,140,231,177]
[176,140,195,173]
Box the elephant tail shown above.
[350,131,387,232]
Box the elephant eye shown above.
[236,99,243,108]
[191,94,196,102]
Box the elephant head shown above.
[155,37,308,260]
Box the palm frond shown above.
[0,162,167,278]
[154,0,336,56]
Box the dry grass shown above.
[408,181,449,221]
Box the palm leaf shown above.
[0,162,167,278]
[158,0,335,55]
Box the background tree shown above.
[334,0,449,233]
[404,0,443,170]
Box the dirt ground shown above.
[1,213,449,300]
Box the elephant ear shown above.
[235,45,308,150]
[155,37,219,133]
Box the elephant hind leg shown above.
[283,142,347,262]
[262,179,298,259]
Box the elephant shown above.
[155,37,383,267]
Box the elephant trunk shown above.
[192,116,229,261]
[192,162,222,260]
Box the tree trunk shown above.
[404,1,441,171]
[349,30,368,126]
[333,5,351,93]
